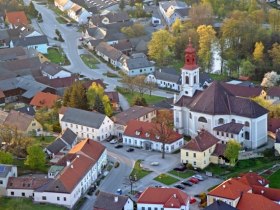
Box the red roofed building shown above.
[30,92,60,109]
[237,172,269,188]
[123,120,184,153]
[5,11,29,27]
[137,187,190,210]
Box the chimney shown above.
[114,196,118,202]
[66,161,70,166]
[71,165,73,169]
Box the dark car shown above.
[173,164,186,171]
[87,185,96,195]
[66,22,72,26]
[181,180,193,186]
[188,177,199,184]
[174,184,185,190]
[126,148,134,152]
[115,144,123,149]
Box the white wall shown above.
[0,166,17,189]
[137,202,189,210]
[42,70,71,79]
[7,189,34,198]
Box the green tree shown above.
[94,94,105,114]
[171,19,183,35]
[119,0,125,10]
[27,2,38,18]
[102,95,113,116]
[148,29,174,65]
[269,9,280,32]
[25,145,46,170]
[87,82,104,109]
[121,23,146,38]
[224,139,241,166]
[240,59,255,77]
[253,42,264,63]
[132,96,147,106]
[189,2,213,28]
[0,151,13,164]
[269,43,280,69]
[197,25,216,71]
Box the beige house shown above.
[0,110,43,136]
[181,130,227,169]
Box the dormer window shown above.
[156,135,160,140]
[135,131,140,135]
[145,132,150,137]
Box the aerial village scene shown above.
[1,0,280,209]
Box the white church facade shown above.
[173,41,268,149]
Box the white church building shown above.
[173,41,268,149]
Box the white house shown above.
[67,4,91,24]
[34,139,107,208]
[159,0,190,26]
[137,187,190,210]
[94,191,134,210]
[59,107,114,141]
[0,164,17,196]
[173,41,268,149]
[41,62,72,79]
[123,120,184,153]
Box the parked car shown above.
[115,144,123,149]
[110,139,118,144]
[87,185,96,195]
[174,184,185,190]
[66,22,72,26]
[190,197,197,204]
[126,148,134,152]
[79,37,84,41]
[181,180,193,186]
[150,161,160,166]
[193,174,204,181]
[173,164,186,171]
[188,177,199,184]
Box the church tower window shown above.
[198,117,207,123]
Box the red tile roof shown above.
[183,130,219,152]
[0,90,5,98]
[35,75,78,88]
[4,110,35,132]
[252,186,280,202]
[123,120,183,144]
[82,79,106,89]
[208,178,251,200]
[268,118,280,133]
[221,82,263,98]
[30,92,60,108]
[5,11,29,26]
[137,187,189,207]
[237,193,280,210]
[105,91,119,103]
[237,172,269,187]
[7,177,51,190]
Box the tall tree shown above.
[25,145,46,170]
[134,75,149,96]
[171,19,183,35]
[148,29,175,66]
[152,110,174,159]
[197,25,216,71]
[269,43,280,69]
[102,95,113,117]
[224,139,241,166]
[269,9,280,33]
[119,0,125,10]
[240,59,255,77]
[253,42,264,63]
[189,2,213,28]
[0,151,13,164]
[27,2,38,18]
[94,94,105,114]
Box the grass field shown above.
[56,17,67,24]
[130,160,152,180]
[80,54,99,69]
[0,197,66,210]
[267,169,280,188]
[168,170,195,179]
[154,173,180,185]
[44,48,70,65]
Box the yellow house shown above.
[181,129,226,169]
[3,110,43,136]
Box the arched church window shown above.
[198,117,207,123]
[245,121,250,127]
[245,131,250,140]
[231,119,236,123]
[185,76,189,85]
[218,118,224,124]
[194,76,197,84]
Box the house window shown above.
[193,153,196,158]
[76,125,78,128]
[11,191,14,196]
[216,131,219,135]
[222,132,224,136]
[194,75,197,84]
[189,113,192,119]
[245,131,250,140]
[57,197,60,201]
[186,152,188,156]
[64,197,66,201]
[245,121,250,127]
[226,133,229,137]
[218,118,224,124]
[185,76,189,84]
[204,152,205,157]
[32,123,36,126]
[22,192,25,197]
[42,196,46,200]
[148,207,151,210]
[198,117,207,123]
[232,119,236,123]
[0,180,3,185]
[231,134,234,138]
[194,161,196,165]
[142,207,145,210]
[70,124,73,128]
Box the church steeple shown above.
[183,37,198,70]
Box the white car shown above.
[110,139,118,144]
[192,174,204,181]
[150,162,160,166]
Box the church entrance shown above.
[143,141,152,150]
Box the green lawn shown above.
[154,173,180,185]
[116,87,164,105]
[170,59,184,72]
[267,169,280,188]
[44,48,70,65]
[80,54,99,69]
[130,160,152,180]
[56,17,67,24]
[168,170,195,179]
[209,73,229,81]
[33,136,56,148]
[0,197,66,210]
[103,71,119,78]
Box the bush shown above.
[262,148,275,157]
[53,123,61,133]
[95,189,100,196]
[114,161,120,168]
[187,163,193,170]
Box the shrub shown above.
[114,161,120,168]
[187,163,193,170]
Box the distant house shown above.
[112,39,133,55]
[123,120,184,153]
[181,130,227,169]
[94,191,134,210]
[0,46,27,61]
[0,110,43,136]
[105,91,120,111]
[267,86,280,102]
[15,105,36,116]
[5,11,29,28]
[0,164,17,196]
[112,106,157,137]
[89,11,130,27]
[67,4,91,24]
[159,0,190,26]
[120,53,155,76]
[137,187,190,210]
[59,107,114,140]
[54,0,73,11]
[30,92,60,109]
[41,62,72,79]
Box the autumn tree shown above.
[225,139,241,166]
[269,9,280,32]
[189,2,213,28]
[94,94,105,114]
[119,0,125,10]
[27,1,38,18]
[171,19,183,35]
[121,23,146,38]
[197,25,216,71]
[261,71,280,88]
[132,96,147,106]
[122,75,136,94]
[269,43,280,69]
[134,75,149,96]
[25,145,46,170]
[102,95,113,117]
[0,151,13,164]
[253,42,264,63]
[152,110,174,159]
[148,29,174,66]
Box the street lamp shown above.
[129,174,137,194]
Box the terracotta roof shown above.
[267,86,280,97]
[0,90,5,98]
[268,118,280,133]
[237,193,280,210]
[137,187,189,207]
[211,143,226,157]
[252,186,280,202]
[221,82,263,98]
[94,191,130,210]
[5,11,29,26]
[113,106,156,125]
[4,110,35,132]
[204,200,237,210]
[213,122,244,134]
[30,92,60,108]
[238,172,269,187]
[183,130,219,152]
[7,177,51,190]
[123,120,182,144]
[105,91,119,103]
[208,178,251,200]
